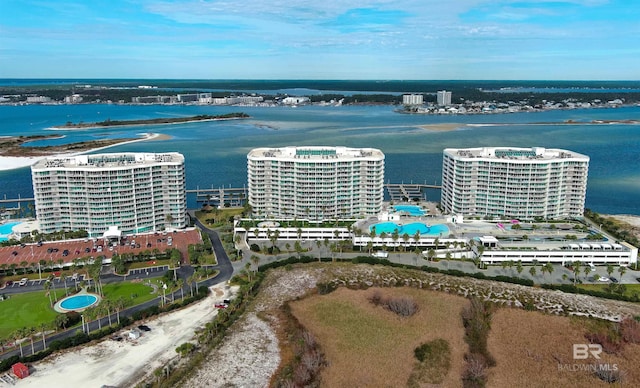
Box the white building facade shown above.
[247,146,385,221]
[402,94,424,105]
[441,147,589,219]
[31,153,186,236]
[437,90,452,106]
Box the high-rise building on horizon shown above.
[437,90,452,106]
[247,146,385,220]
[31,152,186,236]
[441,147,589,219]
[402,94,424,105]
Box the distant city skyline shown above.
[1,0,638,80]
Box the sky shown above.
[0,0,638,80]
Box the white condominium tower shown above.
[402,94,424,105]
[31,153,186,236]
[441,147,589,219]
[437,90,452,106]
[247,146,385,220]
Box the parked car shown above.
[598,276,610,282]
[138,325,151,332]
[62,249,69,256]
[18,278,28,286]
[214,303,228,309]
[85,247,91,253]
[610,277,619,283]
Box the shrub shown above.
[317,282,337,295]
[250,243,260,252]
[384,297,419,317]
[414,338,450,363]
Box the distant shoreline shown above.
[0,132,169,171]
[49,113,249,130]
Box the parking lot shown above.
[0,228,203,269]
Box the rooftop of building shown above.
[248,146,384,161]
[444,147,589,161]
[32,152,184,170]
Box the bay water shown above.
[0,103,639,215]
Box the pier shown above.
[384,183,441,202]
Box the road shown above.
[0,212,234,361]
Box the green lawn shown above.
[101,277,161,308]
[0,289,62,340]
[577,283,640,298]
[0,278,161,341]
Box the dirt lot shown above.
[291,287,468,387]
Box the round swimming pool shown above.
[59,294,99,311]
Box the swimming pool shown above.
[0,222,20,242]
[58,294,99,311]
[370,222,450,236]
[393,205,425,217]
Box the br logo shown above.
[573,344,602,360]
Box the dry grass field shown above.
[487,308,640,387]
[290,287,469,388]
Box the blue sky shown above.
[0,0,638,79]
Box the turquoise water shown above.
[394,205,425,216]
[1,104,640,215]
[0,222,20,242]
[59,294,98,310]
[371,222,450,236]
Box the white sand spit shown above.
[181,313,280,388]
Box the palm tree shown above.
[250,255,260,272]
[607,264,614,278]
[44,279,53,307]
[516,260,524,276]
[572,261,582,285]
[13,328,25,357]
[529,266,537,278]
[177,278,185,301]
[391,230,399,251]
[244,262,252,281]
[103,300,113,327]
[413,231,421,246]
[115,297,126,325]
[545,262,554,279]
[48,274,58,302]
[61,274,68,296]
[28,327,36,354]
[618,265,627,279]
[40,322,48,350]
[187,274,195,297]
[583,265,592,280]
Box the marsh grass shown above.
[290,287,467,387]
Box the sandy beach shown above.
[0,132,170,171]
[16,283,235,388]
[417,123,466,131]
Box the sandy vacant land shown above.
[291,287,468,388]
[16,283,234,388]
[487,308,640,387]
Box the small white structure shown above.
[128,329,141,340]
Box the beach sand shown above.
[17,283,235,388]
[0,132,170,171]
[417,123,465,131]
